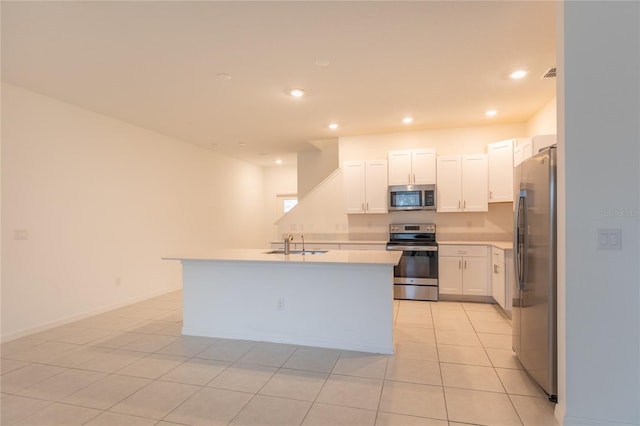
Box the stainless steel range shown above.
[386,223,438,301]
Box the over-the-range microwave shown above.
[389,184,436,211]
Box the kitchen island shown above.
[163,249,402,354]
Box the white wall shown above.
[1,83,266,341]
[263,165,297,242]
[560,2,639,425]
[277,169,349,239]
[297,138,338,199]
[526,97,557,136]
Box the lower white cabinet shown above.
[491,247,506,308]
[439,245,489,296]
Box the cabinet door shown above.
[488,140,514,203]
[438,256,463,294]
[513,144,524,167]
[521,138,533,161]
[387,150,412,185]
[412,149,437,184]
[461,154,488,212]
[436,155,462,212]
[343,161,365,214]
[491,248,506,308]
[462,256,489,296]
[364,160,388,213]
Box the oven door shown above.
[387,246,438,285]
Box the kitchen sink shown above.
[264,250,328,255]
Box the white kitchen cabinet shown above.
[388,149,436,185]
[491,247,506,308]
[439,245,489,296]
[343,160,388,214]
[436,154,488,212]
[488,139,514,203]
[513,138,533,166]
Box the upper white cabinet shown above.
[388,149,436,185]
[513,138,533,166]
[488,139,514,203]
[437,154,488,212]
[343,160,388,214]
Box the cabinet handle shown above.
[458,260,462,269]
[458,200,461,209]
[412,173,416,183]
[463,200,466,209]
[408,173,411,184]
[494,264,499,274]
[366,202,369,211]
[490,191,493,200]
[464,260,467,269]
[361,203,365,211]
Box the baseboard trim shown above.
[1,285,182,343]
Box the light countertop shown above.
[437,240,513,250]
[269,240,387,245]
[163,249,402,266]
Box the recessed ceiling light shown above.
[216,73,232,80]
[238,142,247,147]
[402,117,413,124]
[486,110,497,117]
[510,70,527,79]
[289,88,305,97]
[275,159,283,165]
[315,59,330,67]
[328,123,339,130]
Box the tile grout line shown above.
[431,300,451,424]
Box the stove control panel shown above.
[389,223,436,234]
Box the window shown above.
[283,198,298,213]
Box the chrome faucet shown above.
[284,234,294,255]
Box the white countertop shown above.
[438,240,513,250]
[164,249,402,266]
[269,240,387,245]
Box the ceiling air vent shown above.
[541,67,557,79]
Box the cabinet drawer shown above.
[439,245,487,257]
[492,247,505,263]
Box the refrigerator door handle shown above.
[515,190,528,291]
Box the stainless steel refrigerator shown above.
[513,146,557,402]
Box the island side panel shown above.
[181,259,394,354]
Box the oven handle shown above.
[386,245,438,252]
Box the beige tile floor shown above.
[1,291,559,426]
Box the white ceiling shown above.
[1,1,556,167]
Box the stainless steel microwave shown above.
[389,184,436,211]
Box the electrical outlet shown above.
[597,228,622,250]
[14,229,29,240]
[277,298,285,311]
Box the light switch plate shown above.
[597,228,622,250]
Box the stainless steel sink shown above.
[264,250,328,255]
